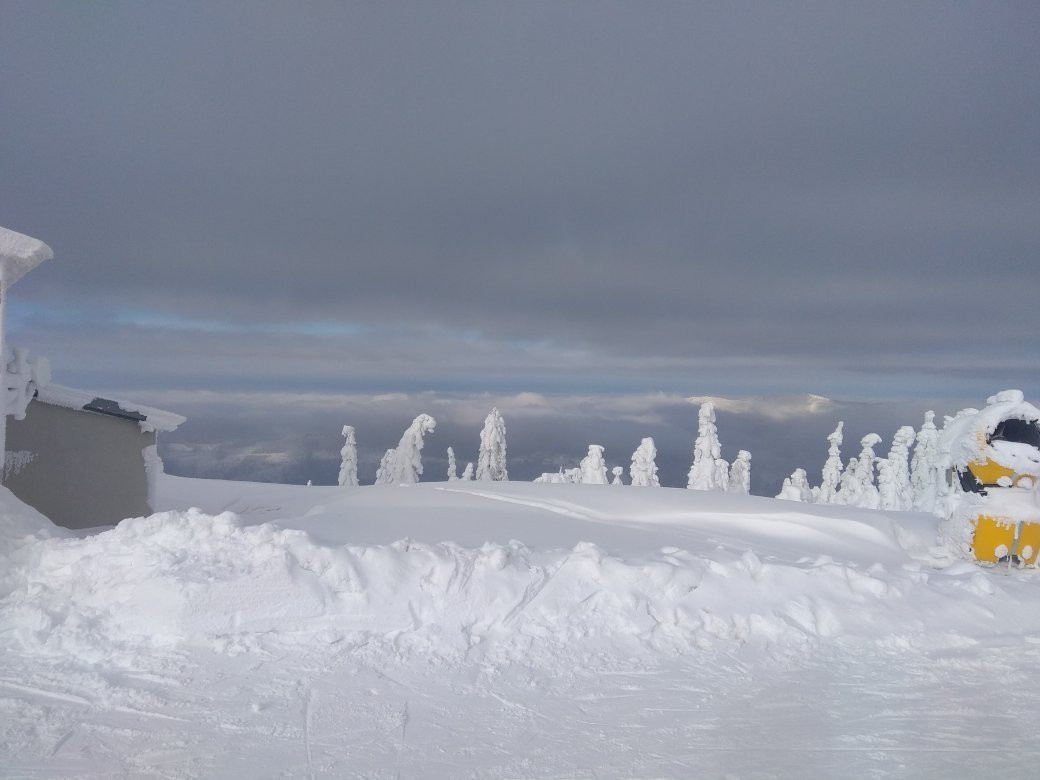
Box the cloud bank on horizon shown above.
[1,3,1037,485]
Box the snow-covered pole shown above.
[0,227,53,477]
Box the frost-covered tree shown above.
[835,457,861,506]
[580,445,608,485]
[460,462,474,481]
[713,458,730,490]
[390,413,436,484]
[629,437,660,487]
[852,434,882,509]
[611,466,624,486]
[688,402,723,490]
[446,447,459,481]
[877,457,898,510]
[819,422,844,504]
[728,450,751,494]
[777,468,814,502]
[476,407,508,482]
[375,448,397,485]
[337,425,358,487]
[883,426,916,510]
[910,411,939,511]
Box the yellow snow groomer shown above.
[946,394,1040,565]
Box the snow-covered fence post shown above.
[0,227,53,475]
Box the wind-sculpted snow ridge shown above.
[4,496,1036,671]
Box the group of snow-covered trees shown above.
[534,402,752,493]
[335,398,953,507]
[338,407,508,487]
[776,411,942,512]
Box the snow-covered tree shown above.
[389,413,436,484]
[688,402,723,490]
[629,437,660,487]
[835,457,861,506]
[728,450,751,494]
[446,447,459,481]
[777,468,814,502]
[883,426,915,510]
[337,425,358,487]
[852,434,882,509]
[877,457,898,510]
[910,411,939,511]
[610,466,624,486]
[713,458,730,490]
[375,448,397,485]
[460,462,474,481]
[819,422,844,504]
[476,407,508,482]
[580,445,608,485]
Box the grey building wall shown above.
[4,402,155,529]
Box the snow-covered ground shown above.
[2,477,1039,778]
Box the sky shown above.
[2,2,1038,492]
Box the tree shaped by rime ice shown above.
[836,457,861,506]
[611,466,624,486]
[476,407,508,481]
[884,426,916,510]
[713,458,730,490]
[629,437,660,487]
[910,411,939,511]
[337,425,359,487]
[390,414,436,484]
[375,448,397,485]
[446,447,459,481]
[777,468,814,502]
[852,433,882,509]
[728,450,751,494]
[877,457,899,510]
[460,462,474,481]
[687,402,722,490]
[580,445,608,485]
[819,422,844,504]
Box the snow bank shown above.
[4,491,1027,670]
[0,486,66,557]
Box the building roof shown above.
[35,384,186,433]
[0,226,54,286]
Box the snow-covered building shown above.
[4,384,184,529]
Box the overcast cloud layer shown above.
[2,3,1038,488]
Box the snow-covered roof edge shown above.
[0,226,54,286]
[34,384,186,433]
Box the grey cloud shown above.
[1,2,1038,434]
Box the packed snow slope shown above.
[2,477,1040,778]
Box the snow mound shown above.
[5,496,1030,669]
[0,486,66,558]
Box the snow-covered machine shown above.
[938,390,1040,565]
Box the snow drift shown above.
[3,479,1037,673]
